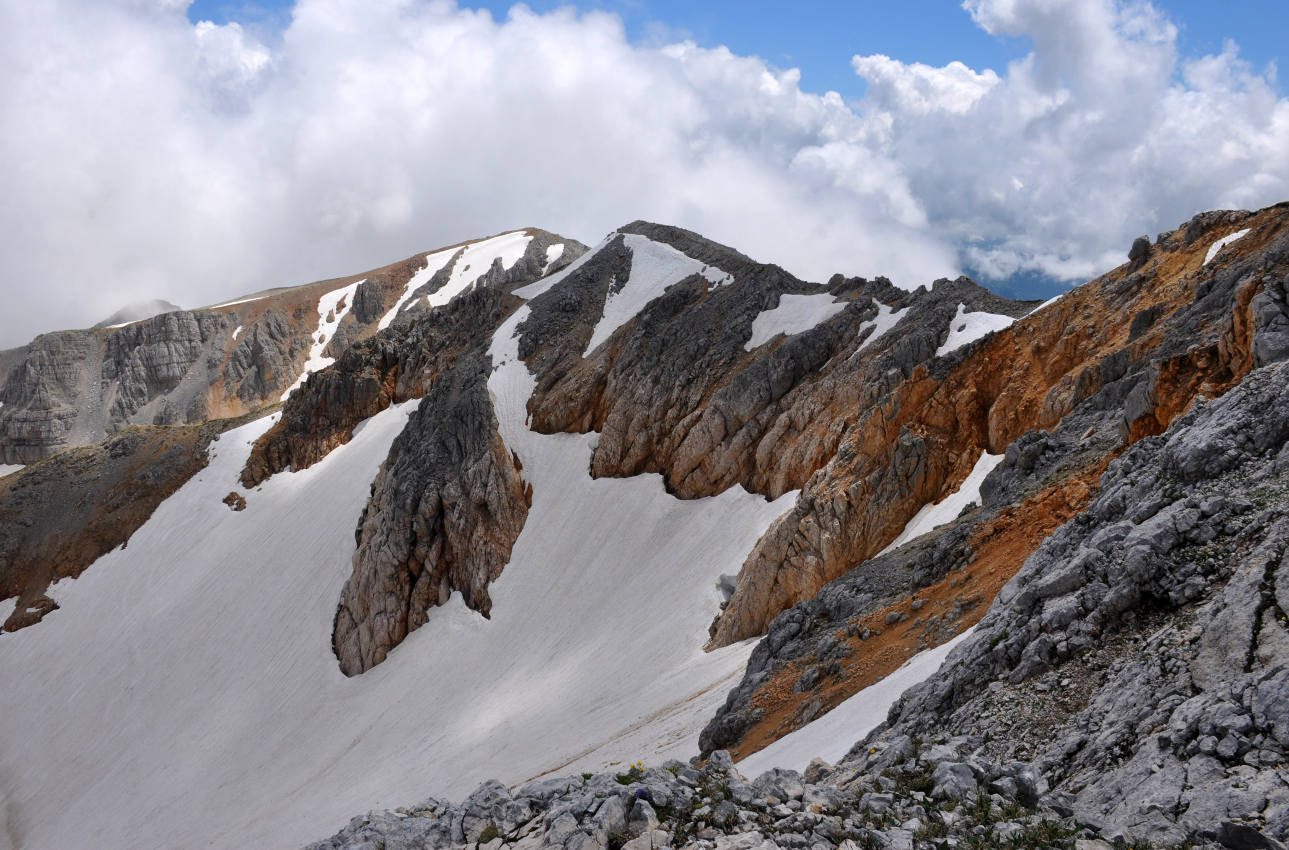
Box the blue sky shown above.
[188,0,1287,101]
[4,0,1289,342]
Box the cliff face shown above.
[0,229,585,464]
[699,204,1289,760]
[333,351,531,675]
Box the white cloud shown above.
[851,0,1289,284]
[0,0,1287,347]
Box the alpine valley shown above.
[1,206,1288,850]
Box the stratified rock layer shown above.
[331,352,531,676]
[701,204,1289,759]
[0,229,584,464]
[837,353,1289,845]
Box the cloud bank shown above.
[0,0,1286,346]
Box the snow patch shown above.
[736,628,976,775]
[209,294,269,309]
[585,234,732,354]
[1026,291,1068,317]
[0,463,24,478]
[544,243,565,268]
[377,248,458,331]
[279,280,363,401]
[0,309,795,849]
[0,596,15,628]
[745,292,848,351]
[878,450,1003,556]
[513,234,616,302]
[1204,228,1251,265]
[855,302,908,353]
[427,231,532,310]
[231,325,243,341]
[936,303,1015,358]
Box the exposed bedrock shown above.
[708,206,1289,647]
[836,353,1289,846]
[241,287,519,488]
[103,309,228,424]
[331,352,531,676]
[223,309,310,405]
[0,330,96,463]
[522,222,1026,502]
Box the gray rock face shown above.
[103,310,228,425]
[835,356,1289,845]
[0,330,96,463]
[241,287,517,488]
[331,351,531,676]
[302,748,1089,850]
[225,309,306,404]
[0,231,587,466]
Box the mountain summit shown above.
[1,207,1287,849]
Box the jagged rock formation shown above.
[241,288,519,487]
[0,229,583,464]
[700,204,1289,761]
[305,750,1093,850]
[331,350,531,675]
[522,223,1028,503]
[706,207,1281,649]
[830,354,1289,845]
[9,204,1289,848]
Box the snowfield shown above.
[935,303,1015,358]
[855,301,907,353]
[279,279,363,401]
[585,234,732,354]
[745,292,849,351]
[1204,228,1251,265]
[879,450,1003,556]
[735,628,976,775]
[378,231,534,331]
[0,306,794,849]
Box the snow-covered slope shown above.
[735,627,975,775]
[0,306,793,849]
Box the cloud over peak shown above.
[0,0,1286,345]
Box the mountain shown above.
[0,228,582,465]
[91,299,184,329]
[0,206,1286,849]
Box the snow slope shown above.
[279,280,363,401]
[735,628,976,775]
[0,308,793,849]
[1204,228,1251,265]
[745,293,848,351]
[376,247,458,331]
[377,231,535,332]
[585,234,731,354]
[855,302,908,353]
[878,451,1003,556]
[0,464,22,478]
[936,303,1016,358]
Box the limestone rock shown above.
[331,352,531,675]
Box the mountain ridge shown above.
[0,205,1286,849]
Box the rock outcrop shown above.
[304,747,1103,850]
[700,204,1289,759]
[834,353,1289,845]
[240,287,518,488]
[0,229,584,464]
[332,351,531,675]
